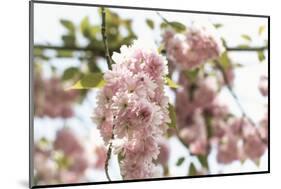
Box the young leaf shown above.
[62,67,79,81]
[184,69,199,82]
[241,34,252,42]
[198,155,209,169]
[67,73,105,90]
[80,16,90,37]
[169,21,186,32]
[165,77,180,89]
[146,19,154,29]
[160,22,168,29]
[257,51,265,62]
[60,19,75,35]
[168,103,177,129]
[56,49,73,57]
[258,25,265,36]
[213,23,223,29]
[176,157,185,166]
[62,35,76,47]
[188,162,197,176]
[219,51,230,69]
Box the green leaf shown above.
[241,34,252,42]
[56,49,73,58]
[176,157,185,166]
[257,50,265,62]
[160,22,168,29]
[165,77,180,88]
[62,67,79,81]
[183,68,199,82]
[198,155,209,169]
[80,16,90,37]
[188,162,197,176]
[258,25,265,36]
[168,103,177,129]
[62,35,76,47]
[54,151,71,170]
[213,23,223,29]
[169,21,186,32]
[60,19,75,35]
[219,51,230,69]
[146,19,154,29]
[34,48,49,60]
[67,73,105,90]
[254,159,260,167]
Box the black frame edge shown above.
[29,0,270,188]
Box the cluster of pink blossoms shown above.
[176,72,268,164]
[34,74,79,118]
[176,72,219,155]
[34,128,107,185]
[92,40,170,179]
[163,25,224,70]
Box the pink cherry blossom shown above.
[93,40,170,179]
[34,74,79,118]
[163,25,224,70]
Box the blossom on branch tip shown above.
[93,40,170,179]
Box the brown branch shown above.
[101,7,113,70]
[34,44,268,54]
[226,46,268,52]
[104,124,115,181]
[214,60,256,125]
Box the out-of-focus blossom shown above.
[92,40,170,179]
[242,121,267,161]
[34,128,109,185]
[54,128,84,156]
[259,75,268,97]
[179,110,208,155]
[163,25,224,70]
[94,146,107,169]
[258,111,268,144]
[217,133,239,164]
[156,139,170,166]
[34,152,58,184]
[34,75,79,118]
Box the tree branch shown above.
[214,60,256,125]
[101,7,113,70]
[226,47,267,52]
[105,132,114,181]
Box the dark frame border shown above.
[29,0,270,188]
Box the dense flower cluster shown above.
[34,74,79,118]
[163,25,224,70]
[34,128,106,185]
[176,72,268,164]
[92,40,170,179]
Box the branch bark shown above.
[101,7,113,70]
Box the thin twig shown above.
[215,61,268,145]
[214,60,256,125]
[101,7,113,70]
[104,125,115,181]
